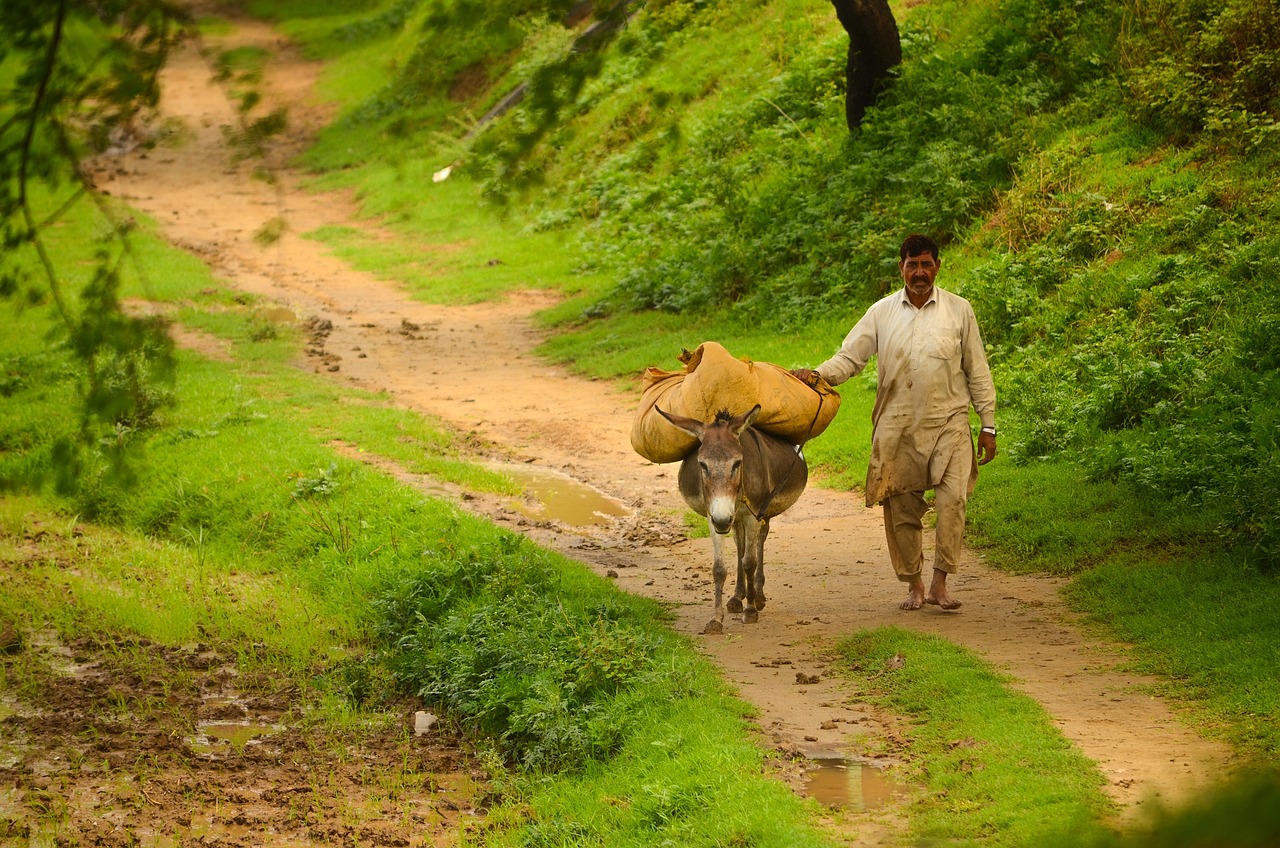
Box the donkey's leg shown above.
[727,526,748,614]
[753,519,770,611]
[738,518,766,624]
[704,520,730,635]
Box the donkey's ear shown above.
[729,404,761,436]
[657,406,705,440]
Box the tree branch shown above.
[18,0,73,325]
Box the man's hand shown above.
[977,431,997,465]
[790,368,814,384]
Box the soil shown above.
[0,624,483,848]
[23,4,1237,845]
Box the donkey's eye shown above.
[699,461,710,474]
[731,461,741,475]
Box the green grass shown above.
[965,460,1280,761]
[1051,769,1280,848]
[300,191,603,305]
[965,461,1213,577]
[1065,551,1280,759]
[471,694,836,847]
[836,627,1114,846]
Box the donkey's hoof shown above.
[702,619,724,635]
[755,595,767,611]
[743,608,759,624]
[727,597,744,614]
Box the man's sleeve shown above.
[814,307,877,386]
[962,303,997,429]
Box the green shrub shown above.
[1123,0,1280,153]
[374,541,676,771]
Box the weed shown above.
[253,216,288,245]
[292,463,341,499]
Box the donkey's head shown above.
[658,405,761,534]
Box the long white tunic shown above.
[814,286,997,505]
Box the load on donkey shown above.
[631,342,841,634]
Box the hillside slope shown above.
[257,0,1279,564]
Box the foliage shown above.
[374,538,677,772]
[0,0,190,492]
[1058,769,1280,848]
[964,139,1280,560]
[577,0,1121,322]
[1122,0,1280,153]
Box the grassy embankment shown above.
[244,0,1280,841]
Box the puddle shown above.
[491,463,629,527]
[800,758,908,811]
[195,721,279,752]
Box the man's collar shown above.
[898,286,939,308]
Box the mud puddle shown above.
[801,758,910,811]
[490,462,630,527]
[0,625,483,848]
[195,719,282,752]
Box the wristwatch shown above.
[980,426,997,436]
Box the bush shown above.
[1123,0,1280,152]
[374,541,675,771]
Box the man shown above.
[793,234,997,611]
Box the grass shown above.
[837,627,1114,846]
[469,695,836,848]
[1064,550,1280,758]
[965,460,1280,761]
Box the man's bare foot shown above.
[926,569,961,610]
[900,580,925,611]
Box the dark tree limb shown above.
[829,0,901,130]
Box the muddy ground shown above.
[2,5,1239,846]
[0,623,483,847]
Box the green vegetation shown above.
[5,0,1279,843]
[1061,770,1280,848]
[838,628,1113,845]
[1,0,190,498]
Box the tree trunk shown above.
[829,0,901,130]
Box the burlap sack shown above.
[631,341,841,463]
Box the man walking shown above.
[793,234,997,610]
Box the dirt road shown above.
[92,8,1234,837]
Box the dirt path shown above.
[92,9,1235,838]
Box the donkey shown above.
[658,405,808,634]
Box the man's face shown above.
[900,251,940,302]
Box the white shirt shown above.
[815,285,996,503]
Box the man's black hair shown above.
[899,234,939,261]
